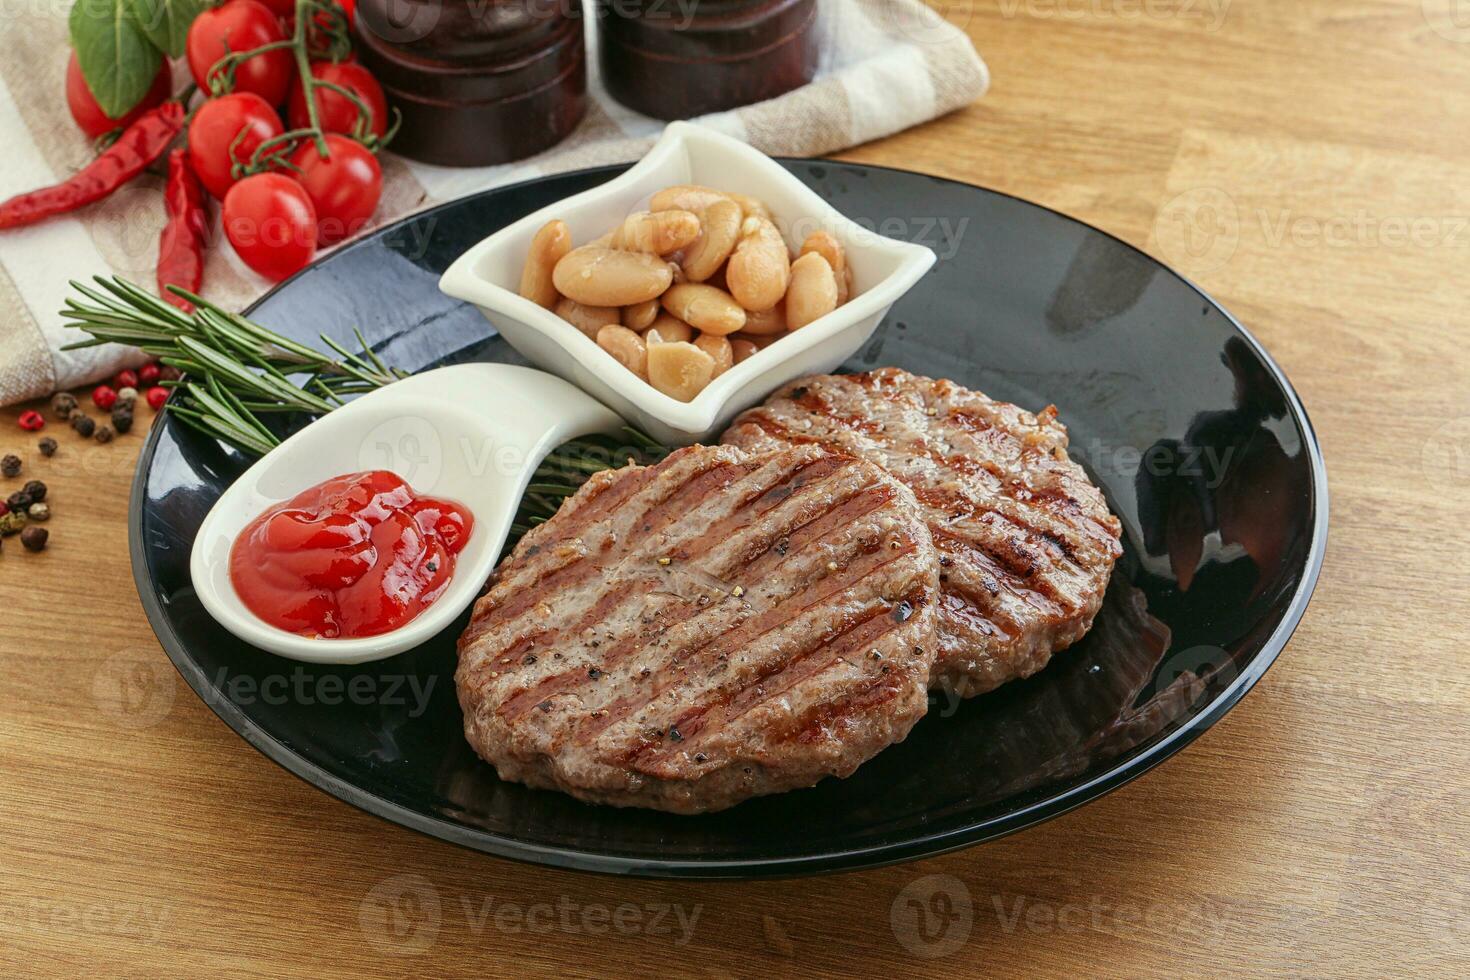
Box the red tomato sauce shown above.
[230,470,473,639]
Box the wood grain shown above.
[3,1,1468,974]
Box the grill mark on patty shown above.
[790,386,887,437]
[672,452,853,560]
[784,669,908,746]
[483,453,771,633]
[635,588,931,767]
[723,369,1121,699]
[931,528,1066,614]
[738,402,1103,565]
[493,468,912,722]
[488,468,893,700]
[634,460,753,539]
[940,588,1011,640]
[543,541,919,739]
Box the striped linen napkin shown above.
[0,0,986,405]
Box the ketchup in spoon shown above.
[230,470,473,639]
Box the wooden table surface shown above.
[4,1,1468,976]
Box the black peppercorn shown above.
[20,525,47,552]
[21,479,45,503]
[1,454,19,477]
[95,424,115,444]
[50,392,78,420]
[7,490,32,512]
[72,414,95,438]
[111,407,134,434]
[37,437,57,457]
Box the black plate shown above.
[131,162,1328,878]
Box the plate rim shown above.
[128,160,1330,879]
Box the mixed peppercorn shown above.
[3,360,173,556]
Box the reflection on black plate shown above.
[130,162,1327,878]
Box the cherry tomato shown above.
[223,173,318,281]
[187,0,293,105]
[188,93,284,200]
[287,61,388,140]
[253,0,297,16]
[287,135,383,245]
[65,52,172,139]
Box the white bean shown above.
[647,341,715,401]
[785,252,839,330]
[519,220,571,309]
[727,216,790,313]
[645,313,693,344]
[661,283,746,336]
[611,209,701,254]
[552,246,673,306]
[596,324,648,379]
[623,299,659,331]
[555,297,620,338]
[693,333,734,378]
[799,230,850,305]
[680,197,743,283]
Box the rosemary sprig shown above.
[57,275,670,535]
[60,275,406,454]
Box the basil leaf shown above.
[125,0,206,59]
[68,0,163,119]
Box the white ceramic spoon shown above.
[190,363,624,664]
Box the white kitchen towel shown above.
[0,0,986,405]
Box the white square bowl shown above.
[438,121,937,446]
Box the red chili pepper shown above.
[0,102,184,230]
[157,147,207,312]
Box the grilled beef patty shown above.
[723,368,1122,697]
[456,443,941,813]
